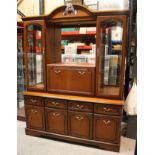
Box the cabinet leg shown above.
[98,144,120,152]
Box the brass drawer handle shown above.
[78,71,86,75]
[102,120,111,125]
[51,102,59,106]
[30,99,37,103]
[76,115,84,121]
[103,107,112,112]
[52,112,60,117]
[76,104,84,109]
[54,70,61,74]
[31,109,38,113]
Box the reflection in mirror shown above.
[27,24,44,89]
[98,20,123,96]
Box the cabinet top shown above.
[23,91,124,106]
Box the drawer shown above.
[25,96,44,106]
[94,104,122,116]
[68,111,92,139]
[69,101,93,112]
[45,108,67,135]
[45,98,67,109]
[93,114,121,143]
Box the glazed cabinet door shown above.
[45,108,67,135]
[94,114,121,143]
[96,16,127,99]
[24,20,46,91]
[68,111,92,139]
[25,105,45,130]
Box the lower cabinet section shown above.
[24,95,123,152]
[25,105,45,130]
[68,111,92,139]
[45,108,67,135]
[94,114,121,143]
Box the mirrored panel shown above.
[26,24,44,89]
[98,19,123,96]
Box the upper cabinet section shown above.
[96,16,127,99]
[24,20,46,91]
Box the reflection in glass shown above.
[27,24,44,89]
[98,20,123,96]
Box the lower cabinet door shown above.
[94,114,121,143]
[45,108,67,135]
[25,105,45,130]
[68,111,92,139]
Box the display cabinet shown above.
[24,21,45,91]
[96,16,127,99]
[22,4,129,152]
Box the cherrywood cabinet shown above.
[47,64,95,96]
[94,114,121,143]
[68,111,92,139]
[25,105,45,130]
[22,4,128,152]
[45,108,67,134]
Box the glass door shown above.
[24,21,45,91]
[96,16,127,99]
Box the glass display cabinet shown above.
[22,4,129,152]
[24,21,45,91]
[96,16,127,99]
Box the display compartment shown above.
[47,63,95,96]
[96,16,127,99]
[24,20,46,91]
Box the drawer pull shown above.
[51,102,59,106]
[102,120,111,125]
[30,99,37,103]
[52,112,60,117]
[31,109,38,113]
[78,71,86,75]
[76,104,84,109]
[103,107,112,112]
[54,70,61,74]
[76,115,84,121]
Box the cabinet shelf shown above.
[61,31,96,36]
[61,45,92,50]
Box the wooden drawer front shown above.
[45,98,67,109]
[25,96,44,106]
[25,105,45,130]
[47,66,94,95]
[68,111,92,139]
[94,104,122,116]
[94,114,121,143]
[45,108,67,135]
[69,101,93,112]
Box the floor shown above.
[17,121,136,155]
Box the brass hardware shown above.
[102,120,111,125]
[103,107,112,112]
[76,115,84,121]
[31,109,38,113]
[52,112,60,117]
[54,70,61,74]
[78,71,86,75]
[52,102,59,106]
[30,99,37,103]
[76,104,84,109]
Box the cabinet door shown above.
[24,20,46,91]
[45,108,67,135]
[94,114,121,143]
[25,105,45,130]
[47,66,94,95]
[68,111,92,139]
[96,16,127,99]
